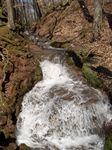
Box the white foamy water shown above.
[16,60,112,150]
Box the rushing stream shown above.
[16,59,112,150]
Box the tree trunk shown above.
[6,0,15,29]
[93,0,103,41]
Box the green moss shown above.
[64,46,93,65]
[77,48,92,63]
[104,133,112,150]
[66,56,74,66]
[34,65,43,83]
[82,63,102,88]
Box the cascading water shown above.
[16,59,112,150]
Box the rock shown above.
[36,12,57,38]
[82,63,102,88]
[5,61,14,74]
[6,143,17,150]
[104,120,112,135]
[50,86,74,101]
[0,115,7,126]
[19,144,31,150]
[67,50,83,68]
[4,123,15,138]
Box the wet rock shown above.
[50,86,74,101]
[80,88,101,105]
[104,120,112,135]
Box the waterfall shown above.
[16,59,112,150]
[13,0,69,29]
[13,0,41,29]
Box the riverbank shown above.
[0,26,42,150]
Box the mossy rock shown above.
[104,132,112,150]
[82,63,102,88]
[50,41,70,48]
[66,56,74,66]
[34,65,43,83]
[77,48,94,63]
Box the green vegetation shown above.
[82,63,102,88]
[105,133,112,150]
